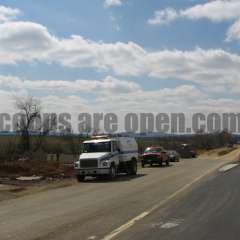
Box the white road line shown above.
[161,222,179,229]
[101,166,219,240]
[101,211,150,240]
[160,218,183,229]
[219,163,238,172]
[88,236,97,240]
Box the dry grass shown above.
[218,147,237,156]
[199,145,239,158]
[0,160,74,178]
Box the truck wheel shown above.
[109,164,117,180]
[127,159,137,175]
[166,159,170,166]
[76,175,85,182]
[131,160,137,175]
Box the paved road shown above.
[116,164,240,240]
[0,150,239,240]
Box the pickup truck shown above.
[177,144,197,158]
[141,146,169,167]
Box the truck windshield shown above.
[83,142,111,153]
[144,147,162,153]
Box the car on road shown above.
[178,144,197,158]
[141,146,169,167]
[167,150,180,162]
[74,136,138,181]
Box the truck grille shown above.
[80,159,98,168]
[143,155,158,160]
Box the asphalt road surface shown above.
[116,164,240,240]
[0,150,239,240]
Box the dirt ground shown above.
[0,159,76,202]
[0,146,239,202]
[200,145,239,158]
[0,177,76,202]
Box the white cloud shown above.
[2,85,240,133]
[0,20,148,75]
[52,36,147,76]
[149,1,240,25]
[0,5,20,23]
[1,16,240,93]
[226,19,240,41]
[1,73,240,131]
[0,89,18,113]
[0,81,240,115]
[148,0,240,41]
[148,8,178,26]
[0,19,240,92]
[104,0,122,8]
[181,0,240,22]
[96,85,205,112]
[0,21,58,64]
[0,73,205,114]
[2,73,239,116]
[41,95,91,113]
[0,75,141,94]
[187,98,240,113]
[0,75,205,114]
[148,48,240,92]
[1,4,240,131]
[0,4,239,104]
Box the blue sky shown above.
[1,0,235,49]
[1,0,240,119]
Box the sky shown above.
[1,0,240,124]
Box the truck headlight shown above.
[74,161,80,168]
[102,161,109,167]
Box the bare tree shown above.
[14,96,41,152]
[14,96,58,152]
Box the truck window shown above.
[83,142,111,153]
[144,147,162,153]
[112,141,118,152]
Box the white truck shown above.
[74,136,138,181]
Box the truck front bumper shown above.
[75,168,110,176]
[142,159,162,164]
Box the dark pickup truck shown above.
[177,144,197,158]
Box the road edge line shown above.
[101,161,233,240]
[219,163,239,172]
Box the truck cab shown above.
[141,146,169,167]
[74,136,138,181]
